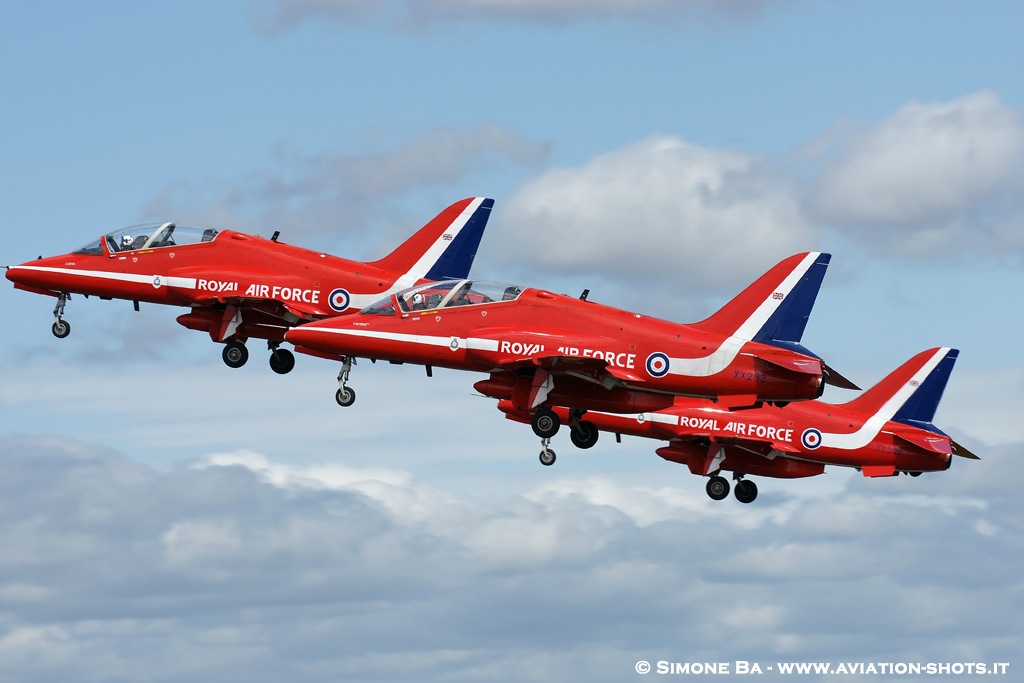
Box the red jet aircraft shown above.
[499,347,979,503]
[285,251,857,425]
[5,197,492,373]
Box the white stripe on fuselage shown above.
[9,265,197,290]
[819,347,950,450]
[667,252,820,377]
[302,326,500,353]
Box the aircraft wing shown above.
[498,353,647,385]
[188,293,327,322]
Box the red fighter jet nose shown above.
[6,261,63,296]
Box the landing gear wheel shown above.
[539,448,557,466]
[734,479,758,504]
[531,408,560,439]
[222,341,249,369]
[51,320,71,339]
[569,421,599,449]
[335,387,356,407]
[269,348,295,375]
[706,476,730,501]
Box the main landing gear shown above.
[335,357,356,407]
[705,474,758,504]
[51,292,71,338]
[531,407,599,466]
[221,340,296,374]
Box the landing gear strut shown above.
[51,292,70,338]
[335,357,356,407]
[538,439,556,466]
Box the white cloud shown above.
[490,135,816,298]
[807,91,1024,255]
[0,435,1018,681]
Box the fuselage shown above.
[6,224,426,342]
[501,397,953,478]
[286,279,825,409]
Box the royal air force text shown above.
[497,341,637,369]
[197,280,320,304]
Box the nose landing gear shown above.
[335,357,356,407]
[51,292,71,338]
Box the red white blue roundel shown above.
[801,428,822,450]
[646,352,670,378]
[328,288,351,312]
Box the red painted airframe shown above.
[5,197,493,374]
[285,251,858,429]
[499,347,979,503]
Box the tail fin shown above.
[842,347,959,435]
[370,197,493,281]
[691,252,830,348]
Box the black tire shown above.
[51,320,71,339]
[706,476,730,501]
[222,341,248,368]
[335,387,356,407]
[269,348,296,375]
[734,479,758,504]
[569,421,599,449]
[539,449,556,466]
[531,408,560,438]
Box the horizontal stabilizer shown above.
[822,361,860,390]
[951,439,981,460]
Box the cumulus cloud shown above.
[251,0,784,33]
[487,135,816,313]
[0,435,1017,681]
[806,91,1024,256]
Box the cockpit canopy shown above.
[73,222,220,255]
[361,279,525,315]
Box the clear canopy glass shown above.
[361,279,524,315]
[73,222,220,255]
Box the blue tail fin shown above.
[750,252,830,353]
[842,347,959,436]
[891,348,959,434]
[370,197,494,282]
[425,198,493,280]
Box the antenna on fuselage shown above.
[580,289,590,301]
[271,231,280,242]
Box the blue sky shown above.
[1,1,1022,681]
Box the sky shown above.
[1,1,1022,681]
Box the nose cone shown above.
[5,255,71,293]
[285,322,335,351]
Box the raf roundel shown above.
[645,352,670,378]
[328,288,351,312]
[801,428,823,450]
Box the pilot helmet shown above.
[412,293,424,305]
[121,235,134,247]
